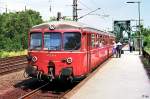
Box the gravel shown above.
[0,70,27,94]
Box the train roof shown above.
[31,21,115,37]
[32,21,86,30]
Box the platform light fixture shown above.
[126,1,141,55]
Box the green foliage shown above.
[62,16,72,21]
[142,28,150,37]
[0,10,43,51]
[49,16,72,22]
[142,26,150,53]
[142,28,150,45]
[49,16,57,21]
[142,56,150,67]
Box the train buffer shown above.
[66,50,150,99]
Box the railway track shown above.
[0,55,27,75]
[18,83,49,99]
[0,78,76,99]
[17,81,74,99]
[0,55,113,99]
[0,55,77,99]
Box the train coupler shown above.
[48,67,55,82]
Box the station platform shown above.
[70,51,150,99]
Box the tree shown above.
[0,10,43,51]
[141,26,150,48]
[49,16,72,22]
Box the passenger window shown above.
[98,35,103,47]
[104,36,107,45]
[91,34,95,48]
[95,34,99,48]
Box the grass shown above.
[142,57,150,68]
[0,50,27,58]
[145,47,150,54]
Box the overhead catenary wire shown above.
[78,8,101,20]
[80,0,109,18]
[78,0,92,11]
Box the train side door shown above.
[87,33,91,73]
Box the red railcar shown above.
[25,21,115,82]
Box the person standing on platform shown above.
[116,41,122,58]
[112,41,117,57]
[129,41,133,52]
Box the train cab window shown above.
[30,32,42,50]
[64,32,81,50]
[44,32,61,50]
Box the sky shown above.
[0,0,149,31]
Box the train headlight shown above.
[66,57,72,64]
[32,56,37,62]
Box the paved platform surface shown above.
[70,51,150,99]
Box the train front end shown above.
[25,22,86,82]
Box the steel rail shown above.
[18,83,49,99]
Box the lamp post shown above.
[126,1,141,55]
